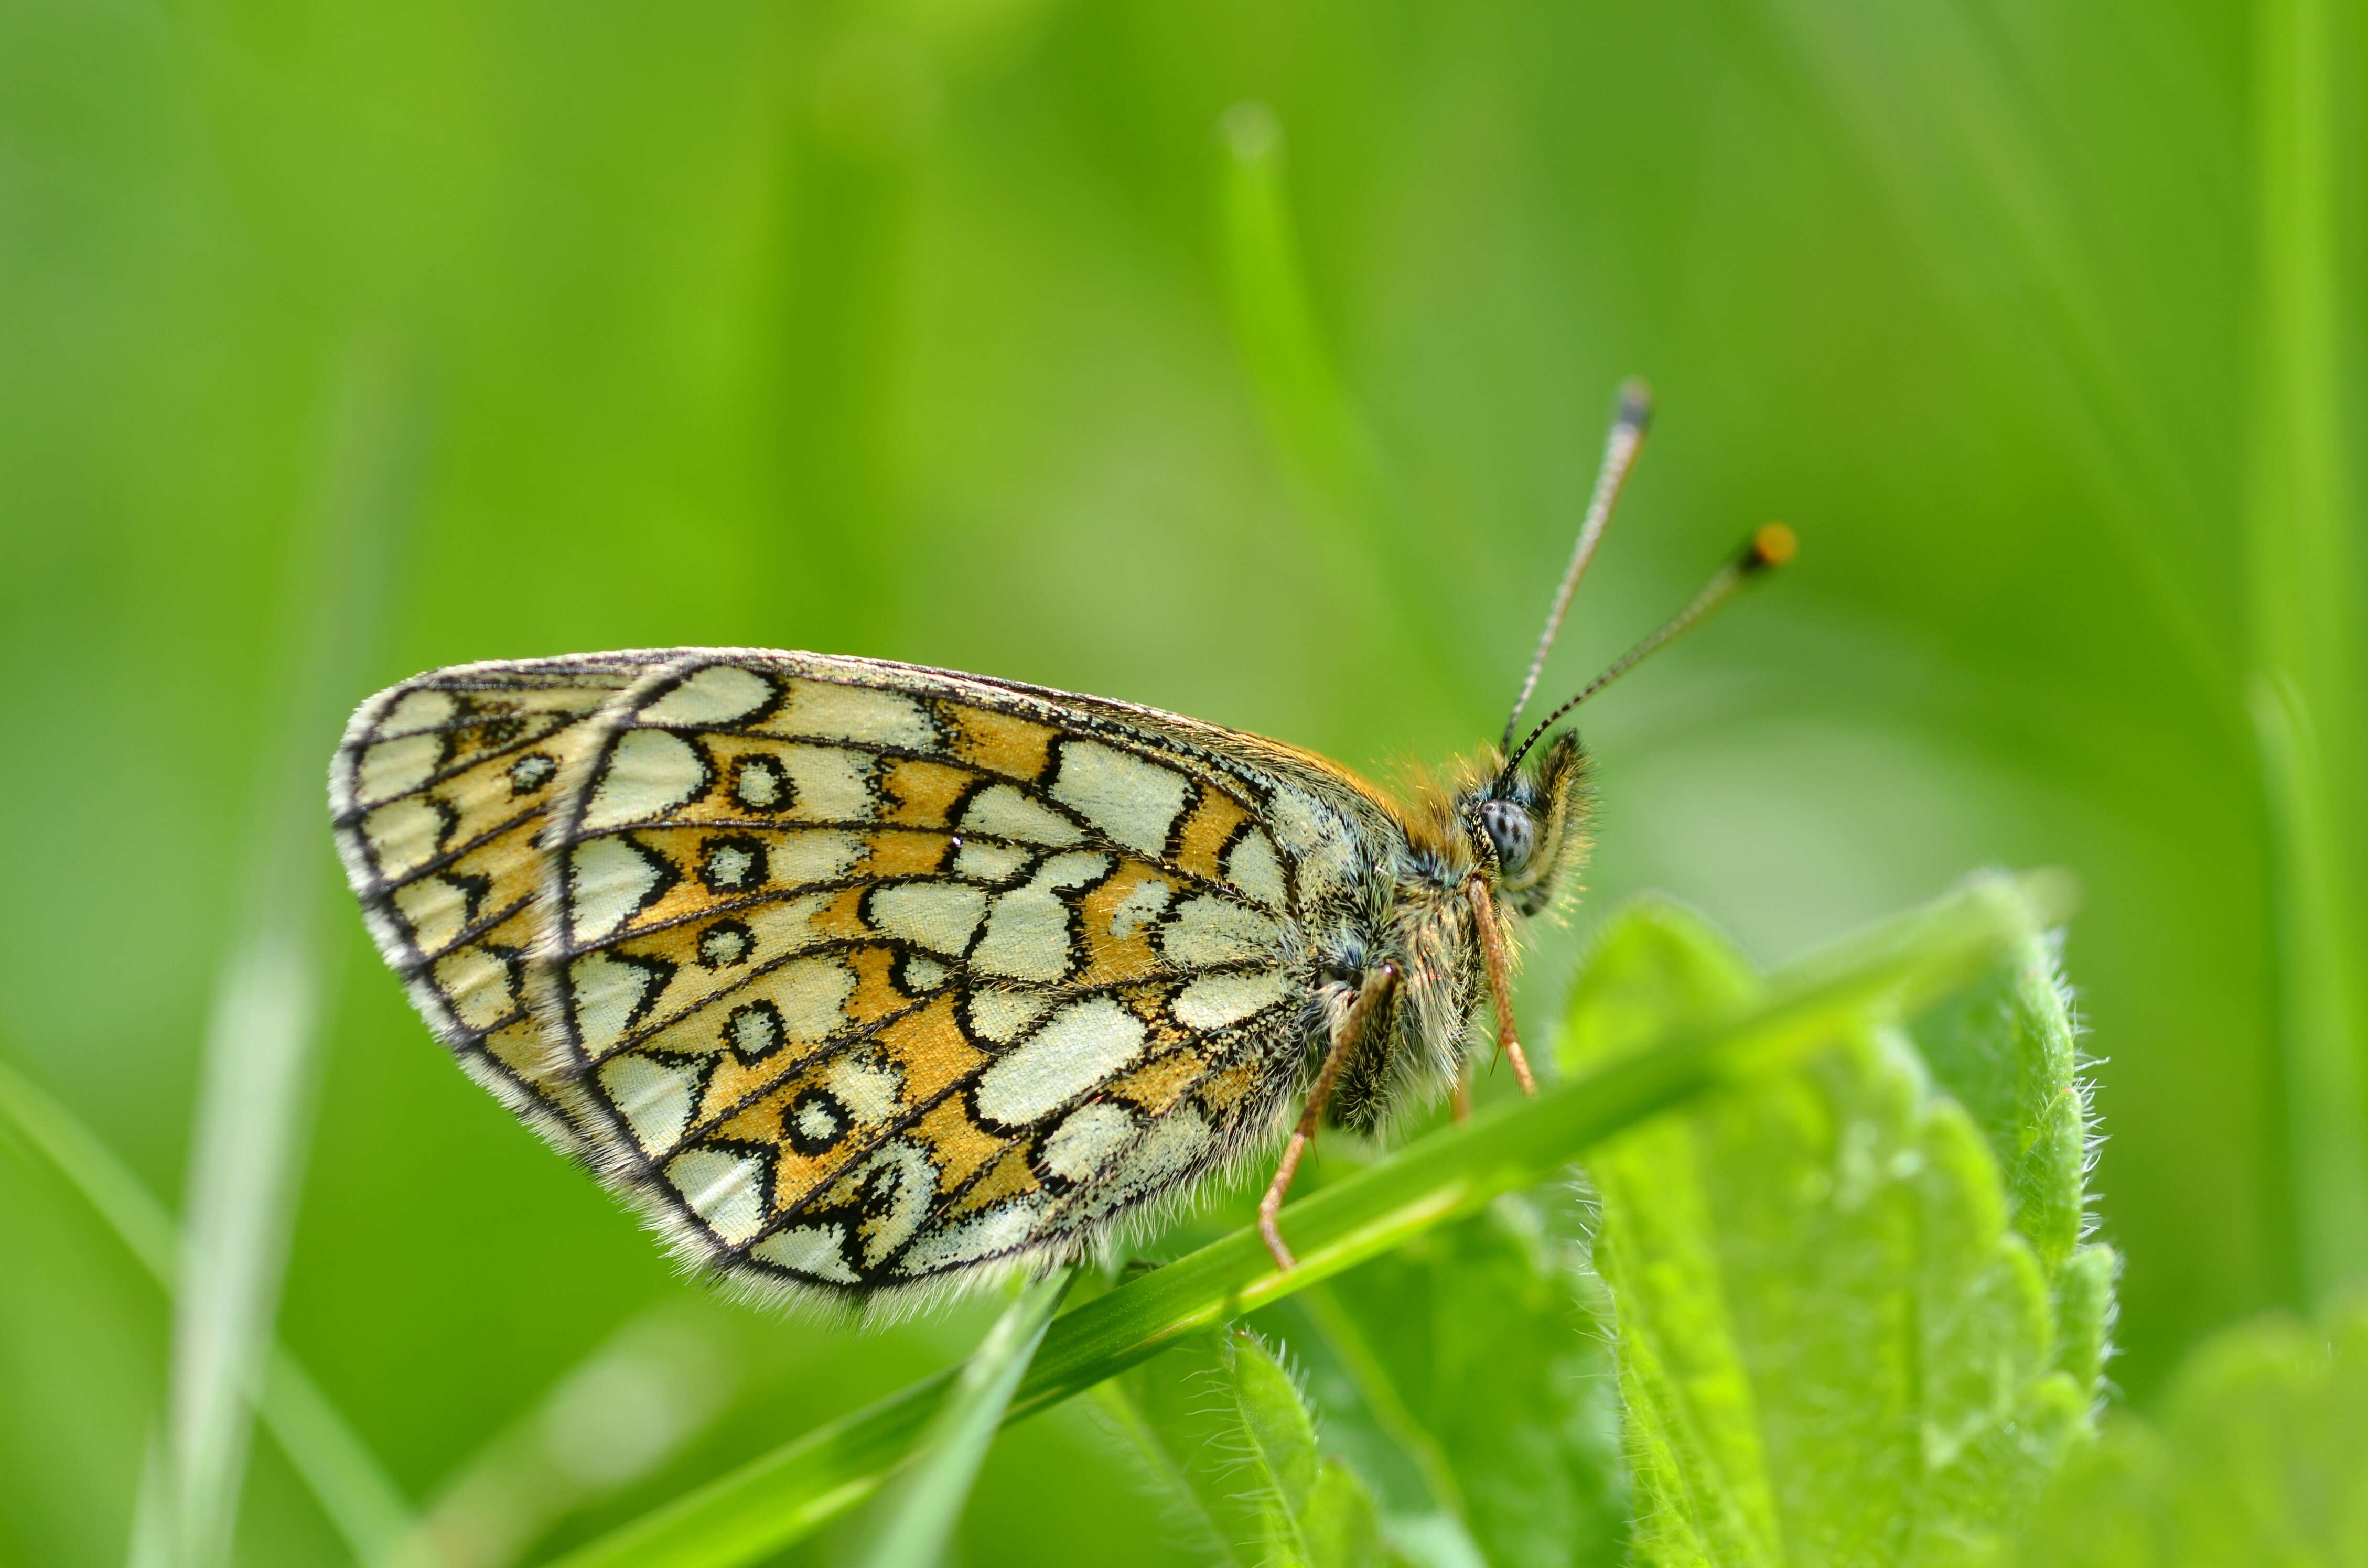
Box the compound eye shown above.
[1479,799,1535,875]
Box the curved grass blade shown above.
[169,339,421,1568]
[540,873,2059,1568]
[0,1051,414,1560]
[847,1268,1073,1568]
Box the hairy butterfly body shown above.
[329,386,1791,1312]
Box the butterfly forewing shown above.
[527,652,1335,1301]
[329,654,664,1148]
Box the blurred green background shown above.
[3,0,2363,1563]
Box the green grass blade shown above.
[2247,0,2368,1310]
[847,1268,1074,1568]
[2250,680,2368,1303]
[0,1052,414,1559]
[540,874,2053,1568]
[1213,102,1471,717]
[168,345,418,1568]
[1215,101,1390,533]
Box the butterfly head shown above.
[1461,730,1591,917]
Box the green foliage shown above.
[1102,1328,1390,1568]
[2011,1299,2368,1566]
[1560,899,2112,1565]
[1277,1198,1626,1568]
[848,1270,1073,1568]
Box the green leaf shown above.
[1280,1196,1626,1568]
[1110,1328,1385,1568]
[1910,925,2090,1275]
[1560,892,2110,1566]
[848,1268,1073,1568]
[539,875,2052,1568]
[2010,1297,2368,1565]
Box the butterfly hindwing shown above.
[329,653,670,1147]
[530,652,1328,1302]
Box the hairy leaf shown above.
[1276,1195,1626,1568]
[1561,893,2110,1566]
[1108,1328,1390,1568]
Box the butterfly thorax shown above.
[1317,731,1591,1133]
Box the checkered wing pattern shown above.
[336,649,1381,1308]
[330,654,656,1147]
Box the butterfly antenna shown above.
[1500,380,1654,754]
[1503,522,1796,774]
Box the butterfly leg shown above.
[1258,962,1400,1272]
[1466,878,1539,1097]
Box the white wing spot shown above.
[1174,969,1290,1030]
[781,748,876,822]
[571,950,672,1057]
[432,945,515,1031]
[959,784,1083,847]
[975,997,1148,1126]
[1109,876,1174,938]
[639,665,776,727]
[868,882,988,956]
[1051,740,1190,857]
[826,1054,902,1121]
[852,1140,939,1267]
[972,851,1110,981]
[600,1053,699,1152]
[968,990,1050,1044]
[953,838,1030,883]
[768,828,863,887]
[358,731,443,803]
[1160,895,1283,967]
[894,1194,1047,1276]
[1043,1101,1140,1183]
[665,1148,768,1245]
[361,795,448,879]
[752,1224,859,1285]
[1095,1105,1216,1212]
[379,687,457,735]
[583,729,709,830]
[769,956,857,1043]
[778,681,935,748]
[1224,828,1288,909]
[392,873,471,954]
[567,837,670,943]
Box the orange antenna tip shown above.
[1749,522,1796,570]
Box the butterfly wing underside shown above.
[329,654,658,1147]
[336,648,1390,1307]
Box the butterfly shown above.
[328,384,1791,1314]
